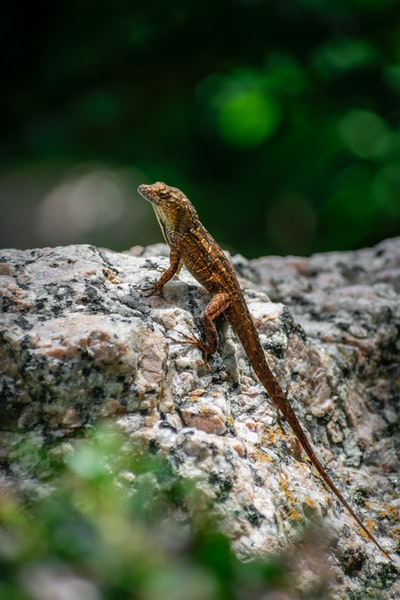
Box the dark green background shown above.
[2,0,400,257]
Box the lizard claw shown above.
[141,281,161,297]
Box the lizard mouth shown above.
[137,184,155,203]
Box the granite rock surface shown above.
[1,239,399,597]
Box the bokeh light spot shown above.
[36,167,125,243]
[217,89,281,147]
[338,110,389,158]
[312,37,376,78]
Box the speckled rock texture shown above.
[1,239,399,597]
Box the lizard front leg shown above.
[144,246,182,297]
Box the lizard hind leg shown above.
[170,291,231,362]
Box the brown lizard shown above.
[137,180,390,559]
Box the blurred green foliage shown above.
[0,427,311,599]
[1,0,400,255]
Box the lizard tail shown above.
[258,363,391,560]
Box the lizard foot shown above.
[169,332,212,366]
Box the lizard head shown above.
[137,182,198,243]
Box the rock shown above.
[1,240,399,597]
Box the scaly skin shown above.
[138,181,390,559]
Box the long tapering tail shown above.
[257,360,390,560]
